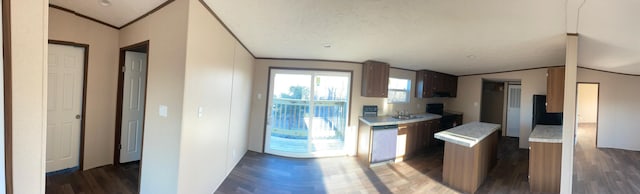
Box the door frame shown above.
[114,40,150,167]
[261,67,354,157]
[47,40,90,171]
[576,82,600,147]
[2,0,11,192]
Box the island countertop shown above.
[358,113,442,126]
[434,122,500,147]
[529,124,562,143]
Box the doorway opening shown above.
[264,68,352,158]
[576,83,599,147]
[45,41,89,174]
[480,80,522,142]
[114,41,149,191]
[480,80,506,134]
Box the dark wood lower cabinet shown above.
[397,120,441,161]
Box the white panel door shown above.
[120,51,147,163]
[506,85,521,137]
[46,44,84,172]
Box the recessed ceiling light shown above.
[99,0,111,7]
[466,55,476,59]
[323,43,332,48]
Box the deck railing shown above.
[270,98,347,140]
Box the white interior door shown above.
[506,84,521,137]
[120,51,147,163]
[46,44,84,172]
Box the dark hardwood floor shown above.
[44,124,640,194]
[46,161,139,194]
[217,137,532,194]
[573,123,640,193]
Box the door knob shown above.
[76,114,81,119]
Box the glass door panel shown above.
[310,74,350,154]
[266,72,312,155]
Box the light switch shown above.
[198,107,204,118]
[159,105,168,118]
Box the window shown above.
[387,78,411,103]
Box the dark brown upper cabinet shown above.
[361,60,390,97]
[546,67,565,113]
[416,70,458,98]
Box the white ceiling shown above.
[49,0,170,27]
[203,0,567,75]
[577,0,640,75]
[50,0,640,75]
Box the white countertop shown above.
[434,122,500,147]
[359,113,442,126]
[529,124,563,143]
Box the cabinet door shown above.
[546,67,565,113]
[415,71,426,98]
[361,61,390,97]
[415,122,426,152]
[444,75,458,97]
[396,125,408,159]
[405,123,417,159]
[424,71,435,97]
[421,121,431,150]
[432,73,444,93]
[429,120,441,146]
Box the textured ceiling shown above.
[577,0,640,75]
[51,0,639,75]
[49,0,170,27]
[203,0,567,75]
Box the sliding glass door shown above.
[265,69,351,158]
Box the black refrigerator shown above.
[532,95,563,128]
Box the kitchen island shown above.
[434,122,500,194]
[529,124,562,193]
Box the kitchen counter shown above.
[529,124,562,143]
[359,113,442,126]
[434,122,501,147]
[357,113,442,165]
[529,124,562,193]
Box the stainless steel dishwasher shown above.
[370,125,398,164]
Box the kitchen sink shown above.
[392,115,422,120]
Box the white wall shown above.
[247,60,448,154]
[577,68,640,151]
[176,1,254,193]
[10,0,49,193]
[576,83,598,123]
[448,68,548,149]
[119,0,189,193]
[48,7,120,170]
